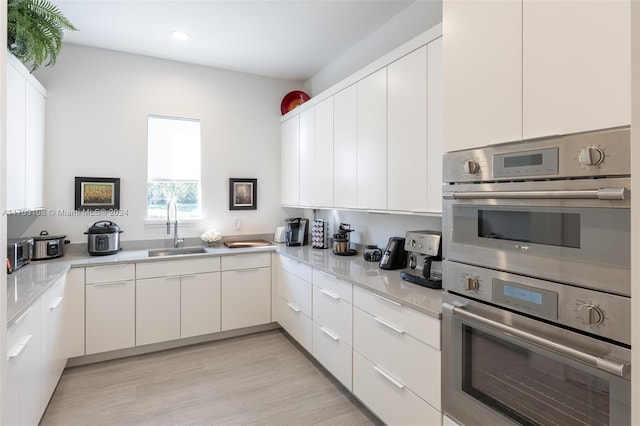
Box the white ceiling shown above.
[52,0,420,81]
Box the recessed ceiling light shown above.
[171,31,190,41]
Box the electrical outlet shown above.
[233,218,241,230]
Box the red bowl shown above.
[281,90,310,115]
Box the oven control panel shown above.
[443,260,631,345]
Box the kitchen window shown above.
[147,114,201,220]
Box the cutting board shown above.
[224,239,273,248]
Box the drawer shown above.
[354,307,441,410]
[278,297,312,352]
[312,322,352,391]
[221,253,271,271]
[313,285,352,344]
[7,300,41,351]
[353,351,442,426]
[278,269,312,317]
[354,286,440,349]
[312,269,352,303]
[86,263,135,284]
[136,257,221,279]
[279,255,312,282]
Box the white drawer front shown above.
[312,285,352,344]
[221,253,271,271]
[278,297,312,352]
[278,269,312,317]
[354,286,440,349]
[136,257,221,279]
[7,301,40,352]
[312,269,353,303]
[86,263,135,284]
[312,322,353,391]
[279,255,312,282]
[354,307,441,410]
[353,351,442,426]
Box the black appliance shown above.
[284,218,308,246]
[379,237,407,270]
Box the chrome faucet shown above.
[166,199,184,248]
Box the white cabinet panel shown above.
[278,269,312,317]
[281,115,300,205]
[85,263,135,284]
[427,37,444,213]
[314,97,334,207]
[278,296,312,352]
[221,268,271,331]
[136,257,220,279]
[181,272,221,338]
[353,351,442,426]
[86,280,135,354]
[299,107,315,206]
[25,80,45,209]
[40,276,66,409]
[312,269,352,303]
[333,85,358,208]
[312,322,352,391]
[65,267,85,358]
[6,61,27,211]
[221,253,270,271]
[357,68,387,210]
[388,46,428,212]
[136,277,181,346]
[279,255,312,282]
[522,0,631,139]
[312,285,352,344]
[443,0,522,152]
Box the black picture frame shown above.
[75,177,121,210]
[229,178,257,210]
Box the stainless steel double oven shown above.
[441,127,631,426]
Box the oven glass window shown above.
[478,210,580,248]
[462,326,610,426]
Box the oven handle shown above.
[444,187,627,201]
[443,303,630,377]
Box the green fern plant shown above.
[7,0,77,71]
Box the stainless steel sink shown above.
[148,246,207,257]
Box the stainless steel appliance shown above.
[31,230,70,260]
[333,223,356,255]
[7,237,33,271]
[311,219,330,249]
[441,127,631,425]
[400,230,442,289]
[378,237,407,270]
[284,218,308,246]
[85,221,123,255]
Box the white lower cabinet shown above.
[278,257,313,352]
[40,276,67,410]
[5,301,42,426]
[277,296,312,352]
[86,280,136,354]
[221,267,271,330]
[65,267,85,358]
[312,322,352,390]
[181,272,221,338]
[136,276,181,345]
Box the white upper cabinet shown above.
[388,46,428,212]
[443,0,523,152]
[25,82,46,209]
[427,37,443,213]
[522,0,630,139]
[443,0,630,152]
[314,97,334,207]
[298,107,315,207]
[333,85,358,209]
[357,68,387,210]
[281,115,300,206]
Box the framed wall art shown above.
[229,178,257,210]
[75,177,121,210]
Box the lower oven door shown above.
[442,293,631,426]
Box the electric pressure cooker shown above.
[85,221,123,256]
[32,230,70,260]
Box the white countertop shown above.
[7,242,443,324]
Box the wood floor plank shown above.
[41,330,382,426]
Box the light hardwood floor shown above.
[40,330,382,425]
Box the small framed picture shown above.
[229,178,257,210]
[75,177,120,210]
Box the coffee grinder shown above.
[400,230,442,289]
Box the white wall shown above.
[303,0,442,96]
[10,44,300,243]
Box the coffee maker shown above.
[284,218,308,246]
[400,230,442,289]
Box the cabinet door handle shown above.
[319,326,339,341]
[373,365,405,389]
[372,292,401,307]
[7,335,32,360]
[286,302,300,313]
[374,317,404,334]
[13,307,32,324]
[49,296,64,310]
[320,288,340,300]
[234,268,261,273]
[91,281,129,287]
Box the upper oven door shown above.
[443,177,630,296]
